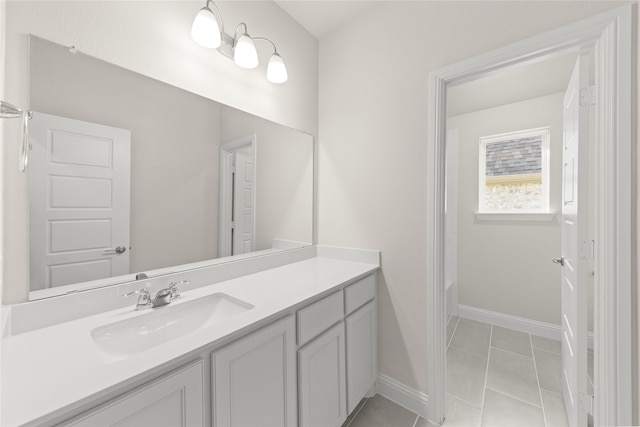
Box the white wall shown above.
[0,0,6,409]
[317,0,631,396]
[0,0,5,304]
[448,93,563,325]
[30,37,223,276]
[1,0,318,303]
[220,108,314,250]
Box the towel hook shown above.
[0,100,32,172]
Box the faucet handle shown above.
[169,280,187,300]
[122,288,152,307]
[122,288,149,298]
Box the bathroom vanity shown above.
[0,11,375,427]
[1,245,379,427]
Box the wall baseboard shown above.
[457,304,594,349]
[376,374,429,420]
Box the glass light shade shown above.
[191,7,221,48]
[234,34,258,69]
[267,53,288,83]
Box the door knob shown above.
[552,257,565,266]
[104,245,127,255]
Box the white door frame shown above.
[218,134,256,257]
[426,6,633,426]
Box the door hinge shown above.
[579,392,594,415]
[580,86,596,106]
[579,240,594,260]
[230,221,235,229]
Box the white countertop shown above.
[1,255,378,427]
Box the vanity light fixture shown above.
[191,0,288,83]
[233,24,258,69]
[259,38,288,84]
[191,1,222,48]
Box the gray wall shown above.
[2,0,319,303]
[30,37,314,279]
[317,0,628,397]
[448,93,563,325]
[30,37,222,273]
[221,108,313,251]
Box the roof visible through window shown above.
[485,137,542,177]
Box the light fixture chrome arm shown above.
[232,22,258,69]
[252,37,277,53]
[192,0,224,49]
[252,37,288,84]
[190,4,287,82]
[233,22,250,44]
[203,0,224,33]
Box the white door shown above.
[560,53,590,427]
[232,149,254,255]
[218,136,255,257]
[29,112,131,290]
[444,129,459,319]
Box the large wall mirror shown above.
[28,36,313,299]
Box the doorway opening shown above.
[443,50,592,426]
[426,6,633,427]
[219,135,256,257]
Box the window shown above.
[478,127,550,214]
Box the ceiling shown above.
[274,0,381,40]
[273,1,577,116]
[447,53,578,116]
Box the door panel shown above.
[50,176,113,208]
[561,53,590,427]
[232,150,254,255]
[29,112,131,290]
[49,129,113,167]
[49,259,112,287]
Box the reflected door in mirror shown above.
[29,112,131,290]
[28,36,313,299]
[232,149,254,255]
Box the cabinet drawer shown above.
[345,274,376,315]
[298,290,343,346]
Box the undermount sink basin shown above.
[91,293,254,360]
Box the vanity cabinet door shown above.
[345,300,377,414]
[211,315,297,427]
[298,322,347,427]
[61,360,204,427]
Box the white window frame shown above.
[477,127,551,217]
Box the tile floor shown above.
[343,316,590,427]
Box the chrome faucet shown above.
[168,280,186,300]
[122,288,153,310]
[122,280,186,310]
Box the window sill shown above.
[474,212,556,222]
